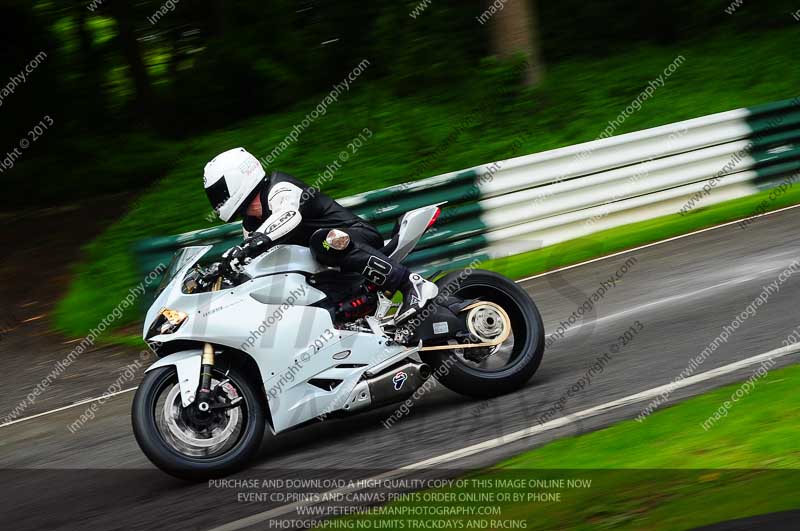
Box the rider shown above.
[203,147,438,323]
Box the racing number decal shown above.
[362,256,392,286]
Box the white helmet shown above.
[203,147,266,222]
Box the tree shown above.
[488,0,544,85]
[210,0,227,37]
[75,1,107,125]
[108,0,153,118]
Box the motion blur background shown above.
[2,4,800,529]
[1,0,798,338]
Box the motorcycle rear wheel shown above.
[421,269,545,398]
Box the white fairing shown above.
[244,245,327,278]
[388,204,443,262]
[144,243,414,433]
[146,349,202,407]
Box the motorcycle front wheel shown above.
[421,269,545,398]
[132,364,265,481]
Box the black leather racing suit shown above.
[242,171,409,290]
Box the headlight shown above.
[147,308,188,338]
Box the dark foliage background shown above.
[2,0,796,207]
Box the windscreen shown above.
[154,245,212,297]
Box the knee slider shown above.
[324,229,351,251]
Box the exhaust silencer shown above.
[367,361,431,408]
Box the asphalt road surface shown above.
[2,207,799,530]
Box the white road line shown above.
[516,202,800,283]
[0,387,138,428]
[207,343,800,531]
[544,276,752,341]
[3,202,800,431]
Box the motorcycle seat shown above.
[379,218,403,256]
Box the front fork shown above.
[195,343,215,412]
[196,277,222,412]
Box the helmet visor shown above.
[205,177,231,216]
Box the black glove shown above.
[195,262,222,289]
[221,233,273,272]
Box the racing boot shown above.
[394,273,439,324]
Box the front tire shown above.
[421,269,545,398]
[132,364,265,481]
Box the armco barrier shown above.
[136,96,800,283]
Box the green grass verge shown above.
[55,27,800,338]
[326,364,800,531]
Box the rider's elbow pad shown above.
[256,210,302,241]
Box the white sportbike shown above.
[132,205,544,479]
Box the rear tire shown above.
[421,269,544,398]
[132,365,265,481]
